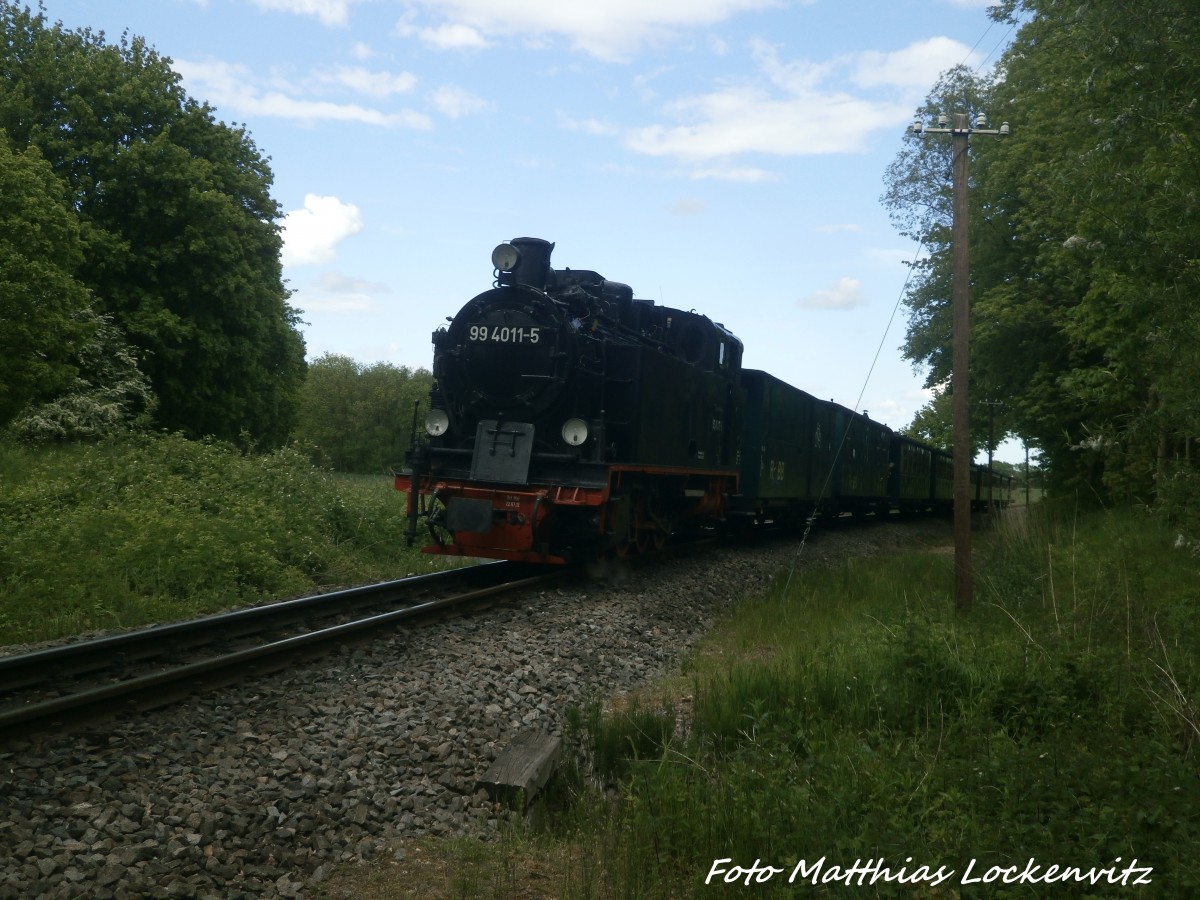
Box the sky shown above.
[41,0,1027,462]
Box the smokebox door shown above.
[470,420,535,484]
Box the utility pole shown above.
[910,111,1008,613]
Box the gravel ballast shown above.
[0,523,949,898]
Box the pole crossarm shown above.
[911,112,1010,137]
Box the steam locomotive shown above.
[399,238,1008,564]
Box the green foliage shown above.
[294,353,433,473]
[882,64,996,389]
[0,134,92,425]
[0,433,442,645]
[0,120,153,443]
[1157,463,1200,539]
[8,309,155,442]
[0,3,305,446]
[883,1,1200,505]
[552,511,1200,896]
[901,387,952,450]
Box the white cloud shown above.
[297,272,390,313]
[617,36,965,174]
[798,277,867,310]
[688,164,777,182]
[281,195,364,267]
[851,37,977,91]
[668,196,707,216]
[559,114,620,137]
[399,0,782,60]
[632,66,674,102]
[425,23,490,49]
[174,58,432,128]
[318,65,418,97]
[394,16,490,50]
[249,0,355,26]
[626,84,906,160]
[431,85,491,118]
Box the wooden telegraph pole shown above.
[910,111,1008,613]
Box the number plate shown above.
[469,324,541,344]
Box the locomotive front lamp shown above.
[561,418,589,446]
[424,408,450,437]
[491,242,521,272]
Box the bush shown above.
[0,433,443,645]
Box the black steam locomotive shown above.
[400,238,1008,563]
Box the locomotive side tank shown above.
[402,238,742,563]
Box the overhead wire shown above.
[782,238,927,591]
[779,11,1021,588]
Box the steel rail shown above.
[0,562,517,691]
[0,567,557,736]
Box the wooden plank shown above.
[476,731,561,809]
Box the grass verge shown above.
[327,503,1200,898]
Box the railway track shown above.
[0,562,568,740]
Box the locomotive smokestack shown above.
[508,237,555,290]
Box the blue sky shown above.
[42,0,1025,460]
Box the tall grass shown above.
[0,433,446,646]
[546,505,1200,897]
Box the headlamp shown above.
[491,242,521,272]
[424,408,450,437]
[561,418,588,446]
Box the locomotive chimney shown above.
[508,237,555,290]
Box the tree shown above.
[902,389,953,451]
[0,136,92,426]
[884,1,1200,503]
[294,354,434,473]
[977,0,1200,500]
[882,67,1018,458]
[0,3,306,446]
[9,310,155,442]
